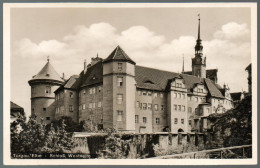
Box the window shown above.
[148,103,152,110]
[135,115,139,123]
[148,92,152,96]
[69,105,73,112]
[206,108,209,114]
[98,86,102,92]
[200,97,203,102]
[45,86,51,94]
[195,108,198,114]
[89,88,92,94]
[174,93,177,98]
[57,107,60,113]
[154,104,158,111]
[178,93,181,98]
[174,118,178,124]
[160,93,163,98]
[156,118,160,124]
[60,106,64,115]
[174,104,177,111]
[182,94,185,99]
[117,77,123,86]
[118,63,123,70]
[142,92,147,96]
[182,105,185,112]
[46,117,50,120]
[138,91,141,96]
[83,104,86,110]
[181,119,184,124]
[83,89,86,95]
[195,97,198,102]
[143,117,147,123]
[139,103,142,110]
[154,93,158,98]
[189,120,192,126]
[213,106,216,112]
[179,83,182,88]
[161,105,164,111]
[43,108,46,112]
[136,101,140,108]
[69,92,73,98]
[98,101,102,108]
[89,103,92,109]
[143,103,147,110]
[188,107,192,113]
[93,88,96,94]
[117,111,123,121]
[178,105,181,111]
[117,94,123,104]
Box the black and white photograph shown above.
[3,2,257,165]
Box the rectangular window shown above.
[154,93,158,98]
[182,94,185,99]
[178,105,181,111]
[143,117,147,123]
[60,106,64,115]
[43,108,46,112]
[139,103,142,110]
[188,107,192,113]
[182,105,185,112]
[206,108,209,114]
[143,103,147,110]
[178,93,181,98]
[161,105,164,111]
[189,120,192,126]
[118,63,123,70]
[46,117,50,120]
[69,92,73,98]
[148,103,152,110]
[45,86,51,94]
[156,118,160,124]
[69,105,73,112]
[93,102,96,108]
[89,103,92,109]
[117,94,123,104]
[142,91,147,96]
[136,101,140,108]
[154,104,158,111]
[160,93,163,98]
[98,86,102,92]
[83,89,86,95]
[148,92,152,96]
[135,115,139,123]
[174,104,177,111]
[174,93,177,98]
[117,111,123,121]
[117,77,123,86]
[83,104,86,110]
[89,88,92,94]
[181,119,184,124]
[174,118,178,124]
[98,101,102,108]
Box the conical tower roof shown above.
[103,45,136,65]
[29,59,64,84]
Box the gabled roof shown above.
[103,46,136,65]
[204,78,224,98]
[54,75,79,93]
[80,61,103,88]
[29,61,64,83]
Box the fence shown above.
[149,144,252,159]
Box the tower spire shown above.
[198,14,201,40]
[182,54,184,73]
[195,14,203,56]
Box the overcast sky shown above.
[10,6,251,117]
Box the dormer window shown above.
[46,73,49,77]
[145,80,154,84]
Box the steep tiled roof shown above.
[184,69,218,81]
[29,61,64,83]
[54,75,79,93]
[80,61,103,88]
[10,101,24,110]
[103,46,136,65]
[136,65,224,98]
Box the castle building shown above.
[29,18,234,132]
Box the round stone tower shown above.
[28,58,64,123]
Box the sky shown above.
[10,6,252,117]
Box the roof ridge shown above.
[136,65,179,75]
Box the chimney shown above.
[84,59,87,74]
[62,73,65,80]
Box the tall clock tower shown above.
[192,15,206,78]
